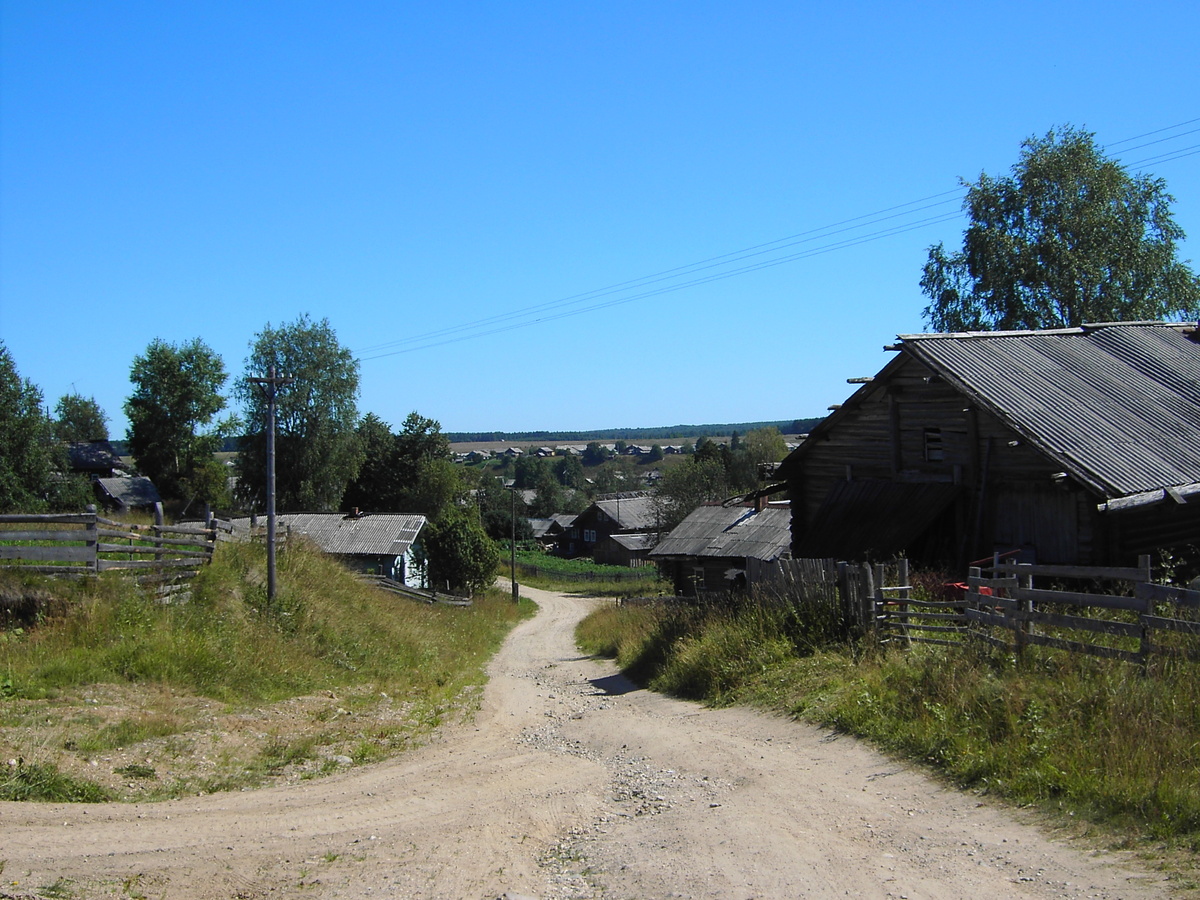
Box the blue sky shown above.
[2,1,1197,437]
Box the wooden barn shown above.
[774,321,1200,568]
[649,502,792,595]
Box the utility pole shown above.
[509,482,519,603]
[248,367,295,600]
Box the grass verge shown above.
[1,538,533,801]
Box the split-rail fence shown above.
[0,508,232,589]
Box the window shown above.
[924,427,945,462]
[584,529,596,542]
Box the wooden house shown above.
[649,502,792,595]
[235,512,426,583]
[564,491,659,561]
[774,322,1200,568]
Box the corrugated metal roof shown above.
[900,323,1200,497]
[593,494,658,531]
[268,513,426,556]
[650,506,791,562]
[608,532,658,551]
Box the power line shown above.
[353,188,965,356]
[354,118,1200,360]
[357,209,963,360]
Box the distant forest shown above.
[108,418,824,456]
[445,418,823,444]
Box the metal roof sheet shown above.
[649,506,792,562]
[608,532,658,551]
[264,513,426,556]
[901,323,1200,497]
[592,494,658,530]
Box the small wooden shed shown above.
[649,503,792,595]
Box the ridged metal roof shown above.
[898,323,1200,498]
[593,494,658,531]
[650,506,791,562]
[269,513,426,556]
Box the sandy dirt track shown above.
[0,585,1172,899]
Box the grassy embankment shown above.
[576,593,1200,861]
[0,538,533,802]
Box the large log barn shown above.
[774,321,1200,568]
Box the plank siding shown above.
[785,353,1108,567]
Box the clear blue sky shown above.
[2,1,1197,437]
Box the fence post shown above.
[1013,563,1033,659]
[1136,553,1153,670]
[874,562,887,642]
[861,562,875,637]
[85,504,99,575]
[837,561,852,630]
[898,557,911,648]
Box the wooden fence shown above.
[856,552,1200,665]
[0,510,230,584]
[962,555,1200,665]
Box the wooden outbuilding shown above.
[774,321,1200,568]
[649,502,792,595]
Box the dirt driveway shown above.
[0,585,1172,899]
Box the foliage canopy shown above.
[0,342,90,512]
[236,315,362,512]
[921,126,1200,331]
[53,393,109,442]
[124,337,230,506]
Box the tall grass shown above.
[577,595,1200,847]
[1,539,533,800]
[2,539,528,702]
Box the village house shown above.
[562,491,659,561]
[774,321,1200,568]
[235,512,426,584]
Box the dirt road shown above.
[0,585,1171,899]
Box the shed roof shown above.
[606,532,658,552]
[66,440,121,473]
[266,513,425,557]
[650,505,791,562]
[780,322,1200,501]
[95,476,161,509]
